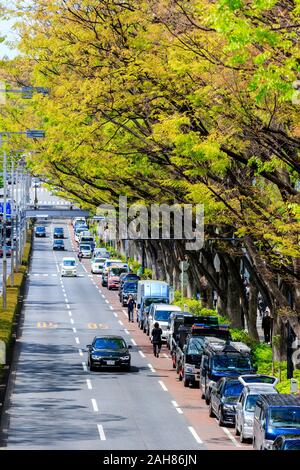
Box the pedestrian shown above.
[77,251,83,262]
[127,295,136,322]
[151,322,163,358]
[262,307,273,344]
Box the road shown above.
[0,219,206,450]
[29,186,72,206]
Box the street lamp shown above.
[1,130,45,308]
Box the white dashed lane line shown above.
[97,424,106,441]
[72,327,77,333]
[75,337,80,344]
[91,399,99,412]
[131,339,137,346]
[124,329,130,335]
[158,380,168,392]
[171,401,183,414]
[86,379,92,390]
[109,306,113,310]
[139,351,146,358]
[113,312,118,318]
[70,318,74,324]
[105,299,109,304]
[188,426,203,445]
[148,363,156,373]
[118,320,123,326]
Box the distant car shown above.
[107,266,130,290]
[35,226,46,237]
[61,257,77,277]
[53,227,64,239]
[120,281,138,306]
[272,434,300,450]
[53,239,65,250]
[0,246,12,257]
[209,377,244,426]
[79,243,92,258]
[86,335,132,371]
[91,257,106,274]
[93,248,110,259]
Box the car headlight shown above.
[223,404,235,411]
[264,440,274,450]
[184,365,195,373]
[244,419,253,427]
[92,355,101,360]
[120,355,130,360]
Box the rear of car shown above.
[107,266,129,290]
[121,281,138,306]
[53,239,65,250]
[149,305,182,341]
[91,257,106,274]
[80,243,92,258]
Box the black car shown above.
[53,239,65,250]
[118,273,140,298]
[35,226,46,237]
[120,281,138,306]
[209,377,244,426]
[272,434,300,450]
[53,227,64,239]
[87,335,132,372]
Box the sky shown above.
[0,17,19,59]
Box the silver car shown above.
[235,375,279,443]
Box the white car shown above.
[91,257,106,274]
[61,257,77,277]
[147,304,182,340]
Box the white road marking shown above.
[34,274,38,277]
[158,380,168,391]
[91,399,99,412]
[52,274,57,276]
[131,339,137,346]
[113,312,118,318]
[172,400,179,407]
[109,306,113,310]
[43,274,48,277]
[124,329,130,335]
[101,294,105,298]
[139,351,146,358]
[188,426,203,444]
[105,299,109,304]
[176,408,183,414]
[80,351,84,359]
[66,305,70,309]
[82,265,87,273]
[97,424,106,441]
[122,310,128,317]
[118,320,123,326]
[148,363,156,373]
[72,327,77,333]
[70,318,74,324]
[65,299,68,303]
[69,311,72,317]
[75,337,80,344]
[221,426,241,448]
[86,379,92,390]
[171,401,184,414]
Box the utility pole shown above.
[10,158,14,286]
[15,162,19,273]
[2,148,7,308]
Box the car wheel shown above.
[183,376,190,388]
[123,365,131,372]
[146,328,150,336]
[240,429,247,444]
[205,392,210,405]
[108,286,111,290]
[89,363,95,372]
[209,402,215,418]
[122,302,126,307]
[235,423,240,436]
[218,409,224,427]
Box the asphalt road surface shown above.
[1,219,205,450]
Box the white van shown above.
[61,257,77,277]
[147,304,182,341]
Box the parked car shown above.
[209,377,244,426]
[107,266,130,290]
[235,374,279,443]
[74,226,88,243]
[253,394,300,450]
[93,248,110,259]
[272,434,300,450]
[53,239,65,250]
[61,257,77,277]
[73,217,86,227]
[79,243,92,258]
[146,304,182,339]
[86,335,132,371]
[120,281,138,306]
[35,226,46,237]
[53,227,64,239]
[91,257,106,274]
[101,259,128,287]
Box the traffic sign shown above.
[179,260,189,271]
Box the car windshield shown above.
[36,227,45,231]
[154,310,176,322]
[54,228,63,232]
[269,408,300,429]
[55,240,64,245]
[123,282,138,292]
[224,382,243,397]
[81,237,93,242]
[245,395,260,412]
[284,441,300,450]
[212,354,252,372]
[80,245,91,250]
[110,267,128,276]
[94,258,105,264]
[145,298,168,307]
[187,337,204,355]
[93,338,126,350]
[63,260,75,267]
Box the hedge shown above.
[0,230,32,381]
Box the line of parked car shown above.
[70,219,300,450]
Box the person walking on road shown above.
[127,295,136,322]
[262,307,273,344]
[77,251,83,262]
[151,322,163,358]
